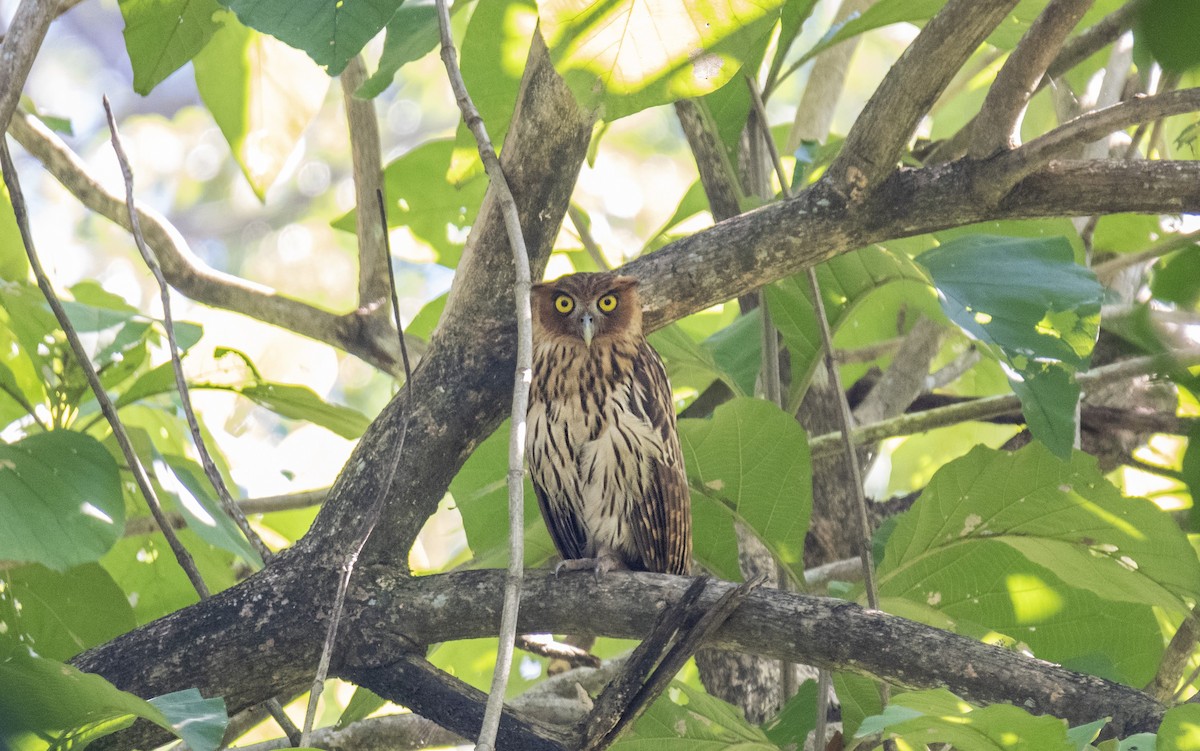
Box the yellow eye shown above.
[597,294,618,312]
[554,294,574,314]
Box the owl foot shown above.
[554,553,624,579]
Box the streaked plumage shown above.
[527,272,691,576]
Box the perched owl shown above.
[527,272,691,576]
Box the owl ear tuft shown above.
[609,275,639,291]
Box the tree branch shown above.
[5,109,400,373]
[826,0,1019,199]
[75,569,1169,748]
[341,56,391,311]
[0,0,57,132]
[981,88,1200,194]
[969,0,1095,157]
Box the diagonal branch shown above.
[0,0,57,133]
[969,0,1095,157]
[981,88,1200,194]
[5,109,400,373]
[826,0,1019,200]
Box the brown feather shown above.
[528,272,691,575]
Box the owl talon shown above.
[555,554,623,578]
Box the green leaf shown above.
[195,11,330,198]
[613,682,774,748]
[833,672,882,741]
[1152,245,1200,307]
[119,0,225,94]
[218,0,398,75]
[1009,364,1080,460]
[678,397,811,584]
[451,422,557,568]
[918,234,1102,458]
[878,443,1200,684]
[149,689,228,751]
[239,383,371,439]
[333,139,487,266]
[0,563,136,661]
[101,531,238,624]
[856,688,1075,750]
[156,455,264,566]
[336,686,387,729]
[1137,0,1200,73]
[704,310,763,398]
[1068,717,1111,751]
[0,643,174,750]
[919,235,1101,372]
[1160,703,1200,750]
[765,245,937,407]
[357,3,440,98]
[448,0,537,184]
[0,431,124,571]
[0,185,29,283]
[539,0,785,120]
[762,679,817,749]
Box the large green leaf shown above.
[0,431,124,571]
[764,245,938,409]
[1159,703,1200,751]
[613,682,775,748]
[678,397,811,584]
[119,0,225,94]
[834,672,883,741]
[1138,0,1200,73]
[648,313,759,400]
[155,455,264,566]
[238,383,370,439]
[149,689,229,751]
[333,139,487,266]
[195,11,330,198]
[0,643,169,750]
[877,443,1200,684]
[450,421,557,568]
[218,0,398,75]
[918,234,1102,458]
[357,3,441,98]
[101,530,239,624]
[0,564,136,661]
[539,0,785,120]
[856,688,1074,751]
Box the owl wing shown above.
[531,476,588,562]
[628,339,692,575]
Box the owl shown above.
[527,271,691,576]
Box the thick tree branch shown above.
[980,88,1200,195]
[826,0,1019,199]
[969,0,1095,157]
[5,109,400,373]
[0,0,56,132]
[76,569,1169,748]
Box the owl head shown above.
[532,272,643,347]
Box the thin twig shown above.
[301,191,413,745]
[747,76,881,611]
[123,488,330,536]
[808,348,1200,458]
[1094,228,1200,282]
[568,204,611,270]
[102,98,274,566]
[435,2,533,749]
[0,134,210,598]
[102,97,300,746]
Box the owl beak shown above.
[580,314,595,347]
